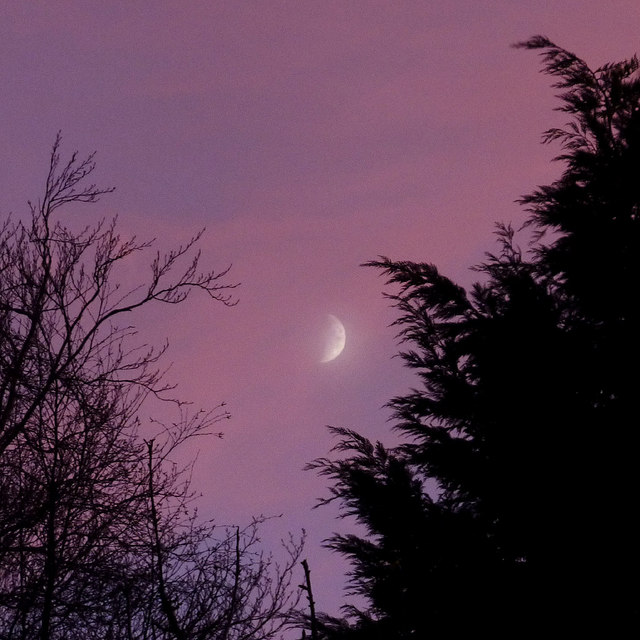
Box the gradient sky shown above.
[3,1,639,618]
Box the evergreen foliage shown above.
[309,37,640,637]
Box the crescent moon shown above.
[321,314,346,363]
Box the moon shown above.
[320,314,346,363]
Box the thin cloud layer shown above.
[2,1,639,616]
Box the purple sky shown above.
[3,1,639,617]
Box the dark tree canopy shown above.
[308,38,640,637]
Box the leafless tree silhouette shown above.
[0,135,301,639]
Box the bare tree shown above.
[0,132,235,454]
[0,135,302,639]
[141,438,303,640]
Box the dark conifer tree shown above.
[309,38,640,637]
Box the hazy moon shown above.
[321,314,346,363]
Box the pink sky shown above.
[3,1,640,617]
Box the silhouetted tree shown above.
[309,37,640,637]
[0,135,302,639]
[140,439,303,640]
